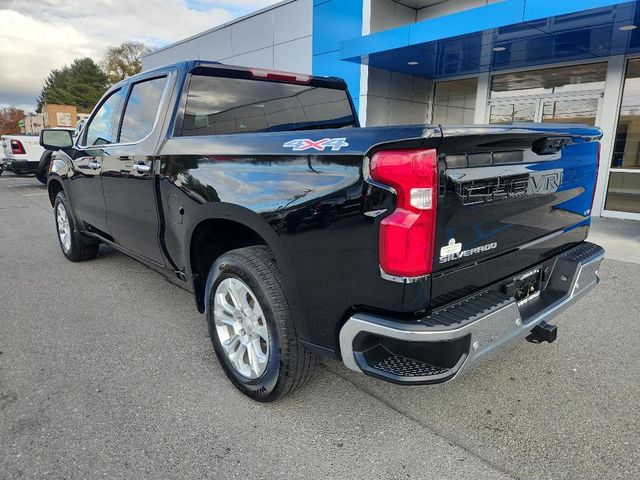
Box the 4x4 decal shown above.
[283,138,349,152]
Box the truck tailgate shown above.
[431,124,600,306]
[1,135,44,161]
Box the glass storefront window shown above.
[488,63,605,126]
[605,59,640,214]
[491,63,607,98]
[432,78,477,124]
[605,172,640,213]
[610,60,640,170]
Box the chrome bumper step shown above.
[418,289,512,329]
[339,241,605,384]
[371,354,449,378]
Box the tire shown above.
[53,191,100,262]
[35,150,53,184]
[205,246,317,401]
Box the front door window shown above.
[82,88,124,146]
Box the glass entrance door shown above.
[488,100,538,124]
[540,97,601,125]
[604,59,640,217]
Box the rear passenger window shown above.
[83,88,124,146]
[119,77,166,143]
[181,75,356,136]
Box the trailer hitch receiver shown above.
[526,321,557,344]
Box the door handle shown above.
[87,161,101,169]
[132,163,151,173]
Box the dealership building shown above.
[143,0,640,220]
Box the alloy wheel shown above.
[213,277,270,379]
[56,203,71,253]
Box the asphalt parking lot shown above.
[1,173,639,480]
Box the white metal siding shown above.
[142,0,312,74]
[365,67,430,126]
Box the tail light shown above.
[11,139,25,155]
[250,68,311,84]
[369,149,438,278]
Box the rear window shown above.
[181,75,356,136]
[119,76,166,143]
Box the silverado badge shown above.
[439,239,497,264]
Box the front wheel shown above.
[205,246,317,401]
[54,191,100,262]
[35,150,53,184]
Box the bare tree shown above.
[102,41,151,85]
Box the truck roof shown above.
[117,60,347,90]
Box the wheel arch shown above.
[47,176,65,207]
[186,206,300,321]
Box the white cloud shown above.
[0,0,280,112]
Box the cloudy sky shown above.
[0,0,280,112]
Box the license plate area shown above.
[514,267,541,306]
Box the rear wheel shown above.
[54,191,99,262]
[205,246,317,401]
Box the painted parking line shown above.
[20,192,49,196]
[4,183,36,187]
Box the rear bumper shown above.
[3,158,38,173]
[339,241,604,384]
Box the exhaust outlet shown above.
[526,321,557,344]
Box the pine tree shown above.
[36,58,109,113]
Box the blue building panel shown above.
[312,0,363,113]
[314,50,361,112]
[407,0,526,46]
[523,0,634,21]
[338,0,640,80]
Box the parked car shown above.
[2,128,75,183]
[39,61,604,401]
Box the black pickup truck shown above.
[40,61,604,401]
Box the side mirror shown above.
[40,129,74,151]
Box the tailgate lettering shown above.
[439,242,497,264]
